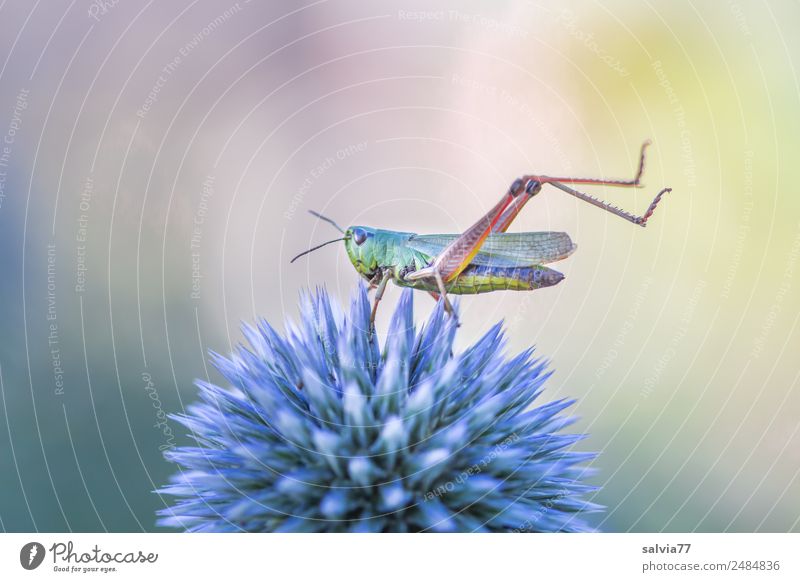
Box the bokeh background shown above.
[0,0,798,532]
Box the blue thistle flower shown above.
[157,285,601,532]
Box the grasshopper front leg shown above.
[370,270,392,328]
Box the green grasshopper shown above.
[292,141,670,325]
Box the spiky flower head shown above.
[158,285,600,532]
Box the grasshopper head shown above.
[344,226,380,279]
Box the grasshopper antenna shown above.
[290,237,347,263]
[308,210,345,234]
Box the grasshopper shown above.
[292,141,670,325]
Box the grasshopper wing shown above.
[407,232,576,267]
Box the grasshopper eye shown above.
[352,228,367,246]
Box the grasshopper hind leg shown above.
[520,141,670,226]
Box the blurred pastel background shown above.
[0,0,798,532]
